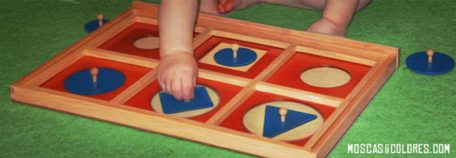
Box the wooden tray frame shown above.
[10,2,398,158]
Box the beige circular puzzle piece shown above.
[300,67,351,88]
[133,36,159,50]
[150,85,220,118]
[243,101,323,141]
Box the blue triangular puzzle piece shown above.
[159,87,214,114]
[263,105,317,138]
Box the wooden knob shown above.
[97,14,104,27]
[90,67,99,83]
[232,43,239,59]
[427,48,434,63]
[279,107,288,123]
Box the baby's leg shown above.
[259,0,371,36]
[217,0,368,13]
[217,0,371,36]
[304,0,371,36]
[264,0,370,10]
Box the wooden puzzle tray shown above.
[10,2,398,158]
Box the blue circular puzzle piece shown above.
[214,47,257,67]
[64,68,125,95]
[406,51,454,75]
[84,19,109,33]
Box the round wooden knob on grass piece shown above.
[427,48,434,63]
[97,14,104,27]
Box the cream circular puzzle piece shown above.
[199,42,266,72]
[151,85,220,118]
[300,67,351,88]
[133,36,159,50]
[243,101,323,141]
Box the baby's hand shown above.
[157,53,198,101]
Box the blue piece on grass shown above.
[214,47,257,67]
[406,51,454,75]
[159,86,214,114]
[263,105,317,138]
[64,68,125,95]
[84,19,109,33]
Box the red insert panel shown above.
[99,22,160,59]
[219,91,335,146]
[41,56,151,100]
[195,36,283,79]
[126,78,242,122]
[267,52,371,98]
[99,22,198,59]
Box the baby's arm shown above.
[158,0,199,100]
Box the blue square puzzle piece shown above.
[263,105,317,138]
[159,87,214,114]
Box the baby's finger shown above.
[157,76,165,91]
[171,78,183,100]
[181,77,195,101]
[160,82,166,92]
[193,72,197,86]
[165,77,172,94]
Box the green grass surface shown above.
[1,0,455,157]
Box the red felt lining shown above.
[219,91,336,146]
[125,78,242,122]
[195,37,283,79]
[40,56,151,100]
[267,52,371,98]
